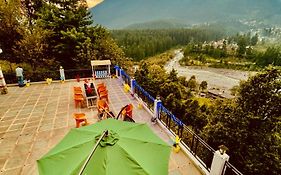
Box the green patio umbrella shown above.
[37,118,171,175]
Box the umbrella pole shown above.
[78,130,109,175]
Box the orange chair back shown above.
[99,90,108,95]
[73,87,82,91]
[73,113,86,119]
[74,94,84,99]
[73,87,83,95]
[126,104,133,118]
[74,89,83,95]
[99,90,108,102]
[97,86,107,94]
[97,82,105,88]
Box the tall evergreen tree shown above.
[237,35,247,57]
[21,0,44,26]
[37,0,93,68]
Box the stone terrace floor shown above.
[0,78,202,175]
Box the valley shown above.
[165,50,256,98]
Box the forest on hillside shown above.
[0,0,130,75]
[111,29,224,61]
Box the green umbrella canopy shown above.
[37,118,171,175]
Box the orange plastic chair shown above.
[97,99,114,120]
[74,94,84,108]
[122,104,133,118]
[99,90,109,102]
[97,83,105,89]
[97,99,109,113]
[73,113,88,128]
[97,86,107,94]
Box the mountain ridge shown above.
[124,19,190,30]
[90,0,281,29]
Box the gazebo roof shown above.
[91,60,111,66]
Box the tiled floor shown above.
[0,79,202,175]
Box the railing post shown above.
[153,96,161,121]
[130,77,135,95]
[108,65,111,78]
[210,146,230,175]
[115,66,119,77]
[119,67,123,83]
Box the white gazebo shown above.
[91,60,111,78]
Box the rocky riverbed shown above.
[165,50,256,98]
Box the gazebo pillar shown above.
[91,65,95,78]
[108,65,111,78]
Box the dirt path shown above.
[165,50,256,98]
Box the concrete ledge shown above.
[6,78,81,87]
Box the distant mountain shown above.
[125,19,190,30]
[90,0,281,29]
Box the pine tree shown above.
[237,35,247,57]
[37,0,93,68]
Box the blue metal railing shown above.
[120,69,131,86]
[134,82,155,111]
[158,103,214,170]
[160,105,183,127]
[134,82,155,102]
[181,124,215,170]
[223,162,243,175]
